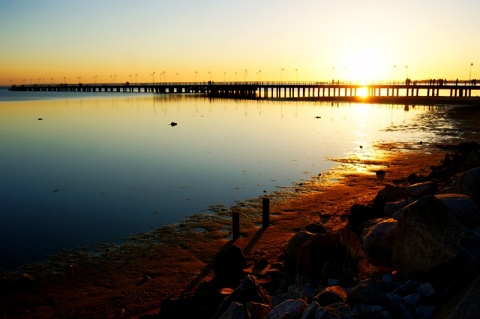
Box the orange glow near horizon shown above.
[1,1,480,86]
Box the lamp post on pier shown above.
[296,68,298,82]
[470,63,474,81]
[393,65,396,84]
[281,68,284,82]
[405,65,408,79]
[195,71,198,82]
[151,72,155,85]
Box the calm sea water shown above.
[0,88,444,270]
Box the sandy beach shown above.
[1,101,480,318]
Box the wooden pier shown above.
[9,80,480,99]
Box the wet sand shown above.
[1,103,479,318]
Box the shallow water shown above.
[0,89,444,269]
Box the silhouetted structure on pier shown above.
[9,80,480,99]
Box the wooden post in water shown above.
[262,196,270,229]
[232,210,240,240]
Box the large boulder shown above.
[313,286,348,306]
[406,181,438,198]
[214,245,247,286]
[384,200,408,216]
[362,218,397,268]
[435,194,480,229]
[372,184,408,213]
[213,276,273,319]
[284,231,316,270]
[347,204,377,234]
[463,150,480,170]
[296,233,341,275]
[392,195,468,277]
[456,167,480,205]
[295,228,366,279]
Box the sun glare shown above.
[357,87,368,98]
[342,44,388,83]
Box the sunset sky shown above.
[1,0,479,85]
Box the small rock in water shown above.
[170,122,177,127]
[38,118,43,120]
[376,170,386,181]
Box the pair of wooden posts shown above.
[232,196,269,240]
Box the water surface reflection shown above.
[0,93,439,269]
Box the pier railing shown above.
[9,80,480,99]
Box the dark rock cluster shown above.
[150,142,480,319]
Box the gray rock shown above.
[293,284,316,300]
[284,231,315,269]
[246,302,271,319]
[457,167,480,205]
[403,292,421,307]
[219,302,246,319]
[392,195,468,277]
[385,200,408,216]
[417,282,435,297]
[381,272,401,291]
[392,279,419,295]
[407,181,438,198]
[346,283,390,306]
[362,218,397,267]
[300,301,319,319]
[214,245,247,285]
[387,293,403,306]
[264,299,308,319]
[313,286,347,306]
[213,275,273,319]
[464,150,480,170]
[435,194,480,229]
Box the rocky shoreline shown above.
[1,104,480,318]
[152,142,480,319]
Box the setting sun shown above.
[357,86,369,98]
[341,43,389,83]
